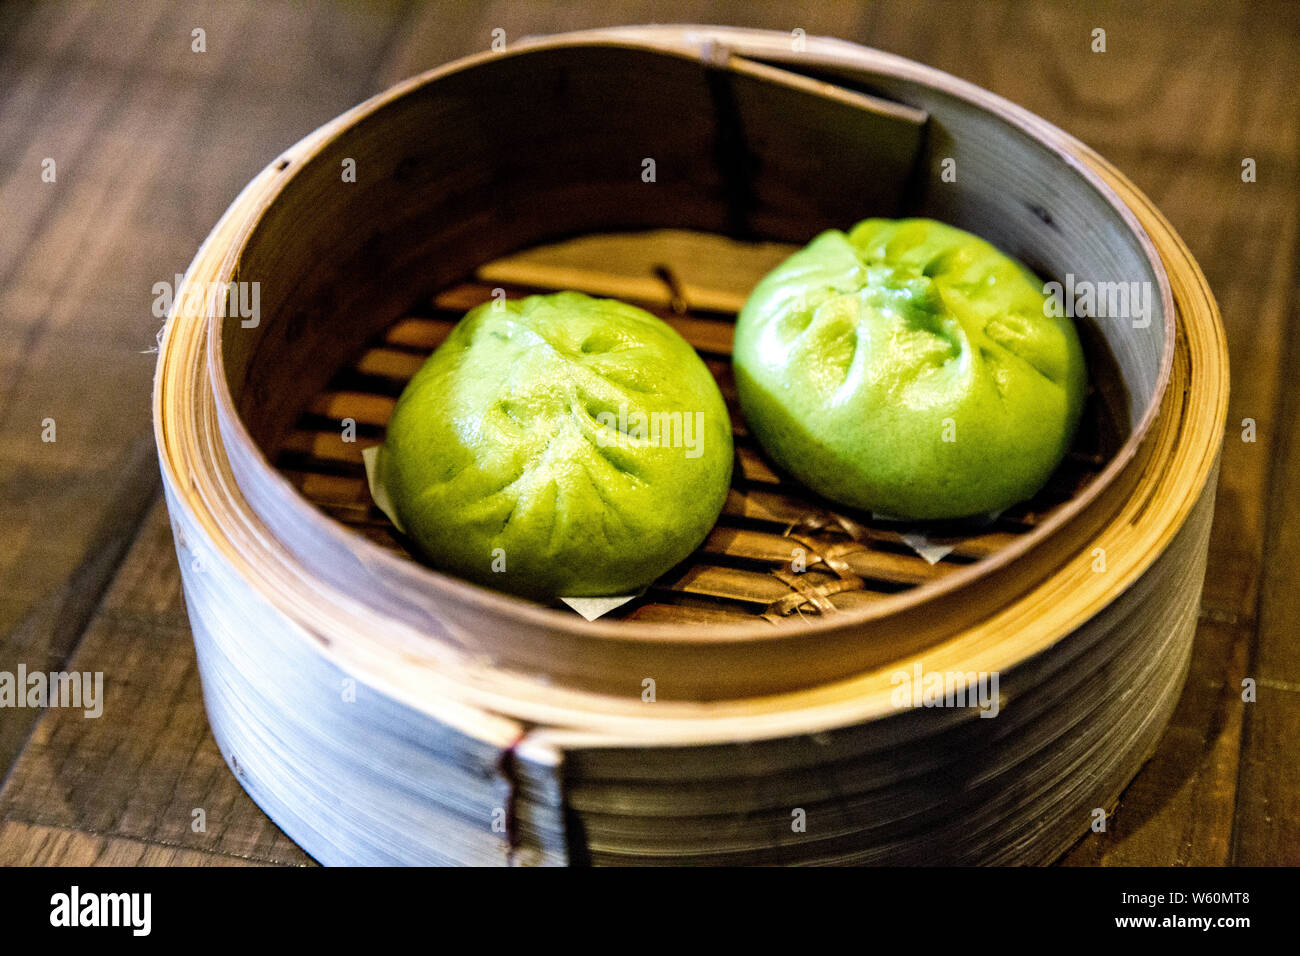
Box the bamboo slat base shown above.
[277,267,1119,627]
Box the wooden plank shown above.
[1231,209,1300,863]
[702,526,955,585]
[307,392,396,427]
[396,302,740,357]
[281,429,375,466]
[1231,691,1300,865]
[1,0,1295,867]
[0,0,415,638]
[1058,622,1251,866]
[653,563,889,612]
[283,470,371,507]
[0,0,418,865]
[0,434,158,777]
[0,820,280,867]
[0,502,315,867]
[621,602,757,625]
[1147,159,1297,622]
[355,347,426,381]
[721,487,1016,559]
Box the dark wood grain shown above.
[1060,621,1253,866]
[0,0,1295,866]
[0,502,313,866]
[0,0,415,866]
[0,433,158,777]
[0,821,276,866]
[1232,225,1300,865]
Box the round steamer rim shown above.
[193,27,1176,649]
[155,196,1222,744]
[151,27,1227,739]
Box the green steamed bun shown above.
[732,218,1087,520]
[379,291,733,599]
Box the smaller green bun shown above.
[380,291,733,600]
[732,218,1087,520]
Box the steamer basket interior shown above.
[209,37,1172,639]
[271,232,1131,625]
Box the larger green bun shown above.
[379,291,733,600]
[733,218,1087,520]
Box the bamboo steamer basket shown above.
[153,26,1228,865]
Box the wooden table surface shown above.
[0,0,1295,866]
